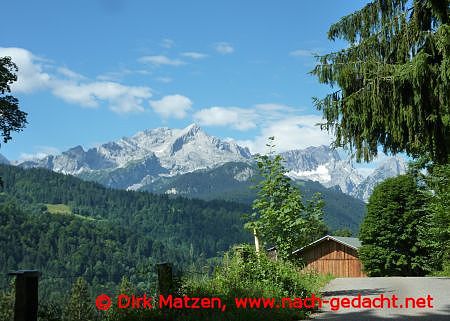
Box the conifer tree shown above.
[312,0,450,164]
[64,277,95,321]
[417,162,450,274]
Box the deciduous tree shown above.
[359,175,429,276]
[246,137,327,260]
[0,57,27,146]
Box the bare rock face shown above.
[17,124,252,189]
[16,124,406,202]
[351,156,408,202]
[282,146,363,195]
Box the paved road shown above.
[311,277,450,321]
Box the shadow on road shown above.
[313,304,450,321]
[322,288,391,296]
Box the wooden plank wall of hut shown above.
[301,240,366,277]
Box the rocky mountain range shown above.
[281,146,407,202]
[14,124,406,202]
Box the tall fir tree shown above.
[63,277,95,321]
[417,162,450,275]
[312,0,450,164]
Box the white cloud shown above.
[150,94,192,119]
[214,42,234,55]
[236,115,333,154]
[18,146,60,162]
[138,55,185,66]
[254,103,292,111]
[96,69,132,82]
[161,39,175,48]
[194,104,332,153]
[155,77,173,83]
[194,103,297,132]
[0,47,153,114]
[194,107,256,130]
[289,49,315,57]
[96,69,152,82]
[182,52,208,59]
[0,47,51,93]
[52,81,152,113]
[56,67,85,80]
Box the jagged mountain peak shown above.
[183,123,202,134]
[64,145,85,156]
[282,146,362,194]
[281,145,341,170]
[17,123,251,179]
[168,124,205,155]
[15,125,406,202]
[377,156,407,173]
[351,156,408,202]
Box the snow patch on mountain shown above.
[282,146,363,194]
[288,164,332,183]
[18,123,252,181]
[15,124,407,202]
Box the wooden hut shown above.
[293,235,366,277]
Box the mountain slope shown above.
[139,162,366,233]
[352,156,408,201]
[19,124,252,189]
[282,146,363,194]
[0,164,251,296]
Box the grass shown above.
[45,203,72,214]
[45,204,97,221]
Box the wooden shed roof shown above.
[292,235,362,254]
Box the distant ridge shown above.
[16,124,406,202]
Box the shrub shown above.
[178,244,325,321]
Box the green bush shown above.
[0,286,14,321]
[36,246,329,321]
[177,244,325,321]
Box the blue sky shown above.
[1,0,385,173]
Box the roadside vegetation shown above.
[0,246,329,321]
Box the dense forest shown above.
[140,162,366,233]
[0,164,251,299]
[0,161,365,300]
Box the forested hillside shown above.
[0,162,365,300]
[0,164,250,298]
[141,162,366,232]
